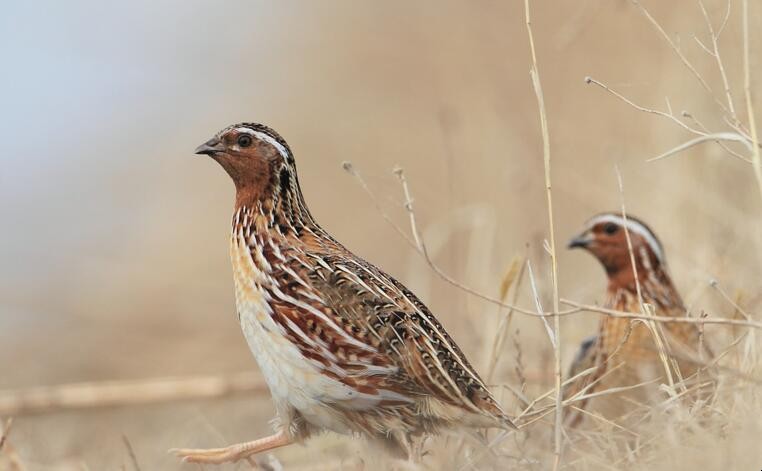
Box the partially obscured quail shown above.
[564,213,713,425]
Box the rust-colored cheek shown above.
[589,243,630,275]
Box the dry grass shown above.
[1,1,760,470]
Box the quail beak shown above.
[195,137,225,156]
[568,232,593,249]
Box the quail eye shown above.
[237,134,253,148]
[604,223,619,235]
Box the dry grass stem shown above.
[486,257,527,383]
[527,260,556,346]
[341,162,415,248]
[615,167,676,389]
[524,1,563,466]
[741,0,762,203]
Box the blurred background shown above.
[0,0,760,469]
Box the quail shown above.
[171,123,515,465]
[564,213,713,425]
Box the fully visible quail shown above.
[171,123,515,465]
[564,213,714,425]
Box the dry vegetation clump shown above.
[341,1,762,469]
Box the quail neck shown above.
[196,123,326,245]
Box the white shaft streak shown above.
[344,261,486,407]
[268,285,373,353]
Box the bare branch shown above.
[560,299,762,330]
[585,76,704,135]
[698,0,738,120]
[692,34,714,56]
[0,373,267,416]
[717,0,733,39]
[631,0,731,117]
[681,112,752,162]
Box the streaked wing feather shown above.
[269,245,507,421]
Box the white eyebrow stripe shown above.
[586,214,665,263]
[235,127,291,159]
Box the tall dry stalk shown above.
[524,0,563,467]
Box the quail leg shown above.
[170,430,291,465]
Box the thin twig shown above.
[568,379,660,407]
[393,166,424,251]
[585,76,704,136]
[697,0,737,120]
[565,405,636,436]
[512,330,528,397]
[342,162,415,247]
[631,0,730,117]
[717,0,732,37]
[0,418,24,471]
[586,79,755,163]
[515,366,649,430]
[486,258,527,382]
[692,34,714,56]
[646,132,753,162]
[0,418,12,452]
[385,165,543,317]
[710,279,754,320]
[681,112,752,162]
[560,299,762,329]
[122,435,142,471]
[527,260,556,346]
